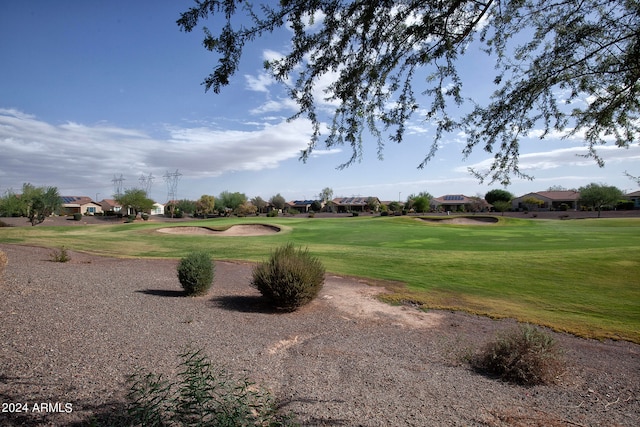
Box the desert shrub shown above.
[471,324,564,385]
[126,348,293,426]
[50,246,71,263]
[288,208,300,216]
[251,242,325,311]
[73,212,82,221]
[267,210,279,217]
[177,251,214,296]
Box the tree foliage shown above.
[269,193,286,210]
[251,195,267,212]
[115,188,155,216]
[196,194,216,216]
[485,189,514,205]
[20,183,62,226]
[0,189,25,217]
[318,187,334,203]
[407,192,432,213]
[578,183,624,217]
[218,191,247,211]
[178,0,639,184]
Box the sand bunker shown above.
[418,216,498,225]
[157,224,280,236]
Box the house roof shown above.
[99,199,121,209]
[533,191,580,201]
[61,196,95,206]
[332,197,379,206]
[431,194,473,204]
[626,190,640,197]
[288,200,317,207]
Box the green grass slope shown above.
[1,215,638,342]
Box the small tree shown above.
[485,189,514,205]
[21,183,62,226]
[387,201,402,213]
[310,200,323,212]
[115,188,155,217]
[579,183,624,218]
[195,195,216,216]
[522,197,544,212]
[0,190,26,217]
[218,191,247,212]
[235,202,257,216]
[411,196,429,213]
[251,196,267,213]
[492,200,511,216]
[318,187,334,204]
[269,193,286,211]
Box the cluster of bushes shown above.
[177,243,325,312]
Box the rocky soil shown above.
[0,243,638,426]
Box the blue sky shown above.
[1,1,638,204]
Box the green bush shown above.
[126,348,293,426]
[73,212,82,221]
[177,252,214,296]
[50,246,71,263]
[471,324,564,385]
[251,242,325,311]
[267,210,279,217]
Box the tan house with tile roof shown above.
[61,196,103,215]
[512,190,580,211]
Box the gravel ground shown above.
[0,243,638,426]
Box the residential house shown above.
[626,190,640,209]
[151,203,164,216]
[61,196,103,215]
[99,199,123,215]
[286,200,320,213]
[332,197,380,213]
[511,190,580,211]
[430,194,487,212]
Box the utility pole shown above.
[163,170,182,218]
[112,174,125,198]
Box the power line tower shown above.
[112,174,125,198]
[138,173,155,195]
[163,170,182,202]
[163,170,182,218]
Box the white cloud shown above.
[0,109,313,195]
[244,72,274,93]
[250,98,299,115]
[457,144,640,174]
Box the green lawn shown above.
[1,215,638,343]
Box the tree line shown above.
[0,182,631,225]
